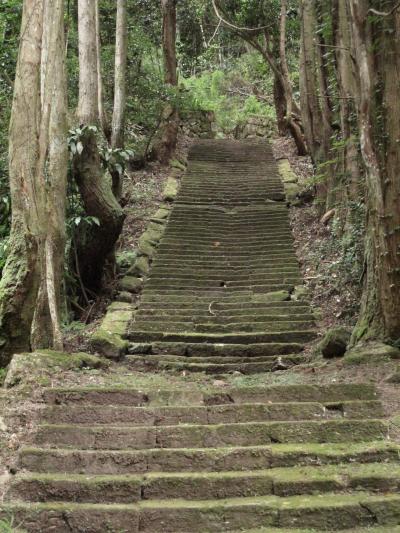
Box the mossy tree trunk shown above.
[349,0,400,342]
[0,0,68,364]
[74,0,125,293]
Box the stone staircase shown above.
[2,384,400,531]
[2,140,400,531]
[128,139,316,374]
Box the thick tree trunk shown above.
[350,0,400,342]
[0,0,68,363]
[75,0,125,293]
[111,0,128,199]
[155,0,179,165]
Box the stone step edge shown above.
[42,383,379,404]
[2,492,399,524]
[9,461,400,502]
[41,400,384,425]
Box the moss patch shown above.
[4,351,108,389]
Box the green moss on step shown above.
[3,351,108,389]
[162,177,179,201]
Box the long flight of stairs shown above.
[2,140,400,531]
[128,140,316,374]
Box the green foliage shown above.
[183,52,276,134]
[0,517,25,533]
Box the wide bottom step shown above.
[2,492,400,532]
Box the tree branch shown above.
[211,0,269,32]
[369,1,400,16]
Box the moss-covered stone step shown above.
[140,284,296,294]
[161,231,293,240]
[136,312,314,322]
[148,268,301,278]
[3,492,399,532]
[19,441,400,475]
[137,313,313,324]
[41,400,383,427]
[126,354,305,374]
[131,320,314,334]
[144,278,302,288]
[10,463,400,505]
[139,301,309,312]
[128,330,317,345]
[34,419,388,450]
[147,341,311,356]
[42,383,378,407]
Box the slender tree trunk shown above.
[95,0,108,136]
[333,0,361,224]
[273,75,288,136]
[279,1,307,155]
[111,0,128,199]
[155,0,179,165]
[75,0,124,292]
[0,0,68,363]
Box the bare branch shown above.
[211,0,269,32]
[369,1,400,16]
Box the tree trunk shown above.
[332,0,361,224]
[273,75,288,136]
[111,0,128,199]
[279,0,307,155]
[0,0,68,363]
[155,0,179,165]
[350,0,400,342]
[75,0,125,293]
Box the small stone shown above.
[319,327,351,358]
[169,158,186,171]
[91,330,129,360]
[116,250,137,271]
[116,292,134,303]
[284,182,301,203]
[132,255,151,276]
[278,159,298,184]
[292,285,311,302]
[344,342,400,365]
[162,177,179,201]
[213,379,227,387]
[252,290,290,303]
[118,276,143,294]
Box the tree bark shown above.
[350,0,400,342]
[155,0,179,165]
[111,0,128,199]
[75,0,125,292]
[0,0,68,363]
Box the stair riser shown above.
[2,497,399,533]
[43,384,378,406]
[129,331,317,344]
[10,469,400,504]
[34,420,388,450]
[131,323,314,334]
[19,444,399,475]
[41,400,385,427]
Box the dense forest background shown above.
[1,0,400,366]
